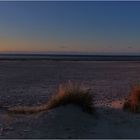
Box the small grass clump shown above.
[123,84,140,113]
[47,81,94,114]
[8,81,94,114]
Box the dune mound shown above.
[32,104,95,139]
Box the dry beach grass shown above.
[47,81,94,114]
[123,84,140,113]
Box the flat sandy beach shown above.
[0,60,140,138]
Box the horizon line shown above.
[0,51,140,56]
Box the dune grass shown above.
[123,84,140,113]
[8,81,94,114]
[47,81,94,114]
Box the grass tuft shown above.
[123,84,140,113]
[47,81,94,114]
[8,81,94,114]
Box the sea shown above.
[0,54,140,61]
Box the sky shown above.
[0,1,140,54]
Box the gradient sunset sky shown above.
[0,1,140,54]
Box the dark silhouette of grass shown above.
[8,81,94,114]
[123,84,140,113]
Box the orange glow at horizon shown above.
[1,37,140,54]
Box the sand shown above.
[0,60,140,138]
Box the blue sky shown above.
[0,1,140,54]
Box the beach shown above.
[0,60,140,138]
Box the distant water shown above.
[0,54,140,61]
